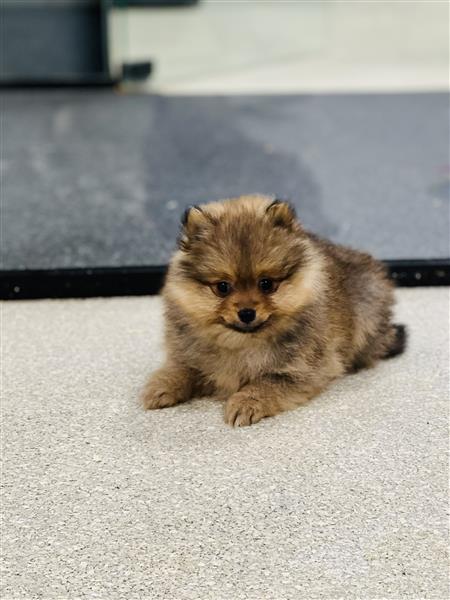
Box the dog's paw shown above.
[141,386,180,410]
[141,370,187,410]
[224,392,267,427]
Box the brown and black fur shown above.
[142,195,407,426]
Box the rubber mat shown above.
[2,91,449,273]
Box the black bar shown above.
[1,259,449,301]
[113,0,199,5]
[0,77,119,89]
[0,266,167,300]
[386,259,450,287]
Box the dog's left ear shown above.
[265,199,298,230]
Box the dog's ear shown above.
[181,204,205,230]
[178,205,211,250]
[265,199,297,230]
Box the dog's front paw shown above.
[142,386,179,410]
[224,391,268,427]
[141,369,188,410]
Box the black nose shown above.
[238,308,256,324]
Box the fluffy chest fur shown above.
[196,343,276,396]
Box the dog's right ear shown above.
[178,205,210,250]
[181,204,204,229]
[265,199,298,231]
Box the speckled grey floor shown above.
[2,288,449,599]
[2,91,449,270]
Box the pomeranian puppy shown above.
[142,195,406,426]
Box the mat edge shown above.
[1,260,449,300]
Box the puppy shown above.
[142,195,406,426]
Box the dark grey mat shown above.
[2,91,449,270]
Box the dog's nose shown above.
[238,308,256,324]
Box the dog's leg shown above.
[224,376,321,427]
[141,364,207,410]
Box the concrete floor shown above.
[2,288,449,599]
[111,0,449,93]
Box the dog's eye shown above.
[215,281,232,297]
[258,278,274,293]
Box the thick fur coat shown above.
[142,195,406,426]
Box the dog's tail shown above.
[383,324,407,359]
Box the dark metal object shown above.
[0,76,119,89]
[0,0,111,86]
[113,0,199,5]
[122,61,153,81]
[0,0,153,87]
[1,260,449,301]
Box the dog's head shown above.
[165,195,324,348]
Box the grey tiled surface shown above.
[3,90,449,270]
